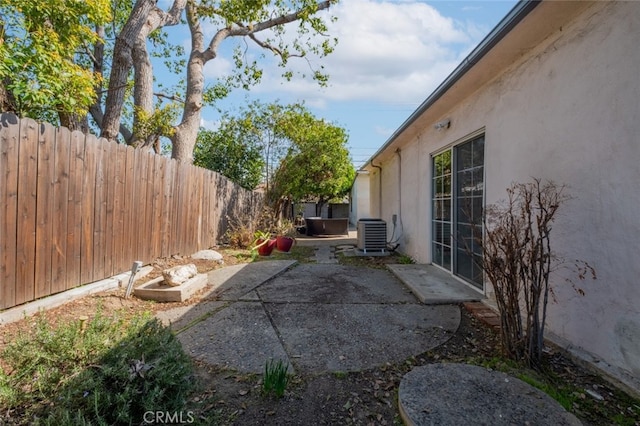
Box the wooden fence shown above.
[0,113,262,310]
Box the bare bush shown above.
[222,205,284,248]
[479,179,594,369]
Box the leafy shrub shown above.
[0,308,194,425]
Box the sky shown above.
[157,0,518,169]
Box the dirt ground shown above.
[1,249,639,425]
[190,309,639,426]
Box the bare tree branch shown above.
[205,1,334,59]
[154,92,184,103]
[248,33,302,59]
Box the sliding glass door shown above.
[432,151,452,270]
[431,135,484,288]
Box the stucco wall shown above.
[372,1,640,391]
[350,173,371,225]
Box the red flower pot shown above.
[276,236,295,252]
[257,238,277,256]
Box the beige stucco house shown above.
[349,171,371,225]
[359,1,639,394]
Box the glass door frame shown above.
[430,133,485,290]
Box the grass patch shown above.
[262,359,289,398]
[337,251,411,269]
[471,357,578,411]
[516,372,578,411]
[333,371,348,379]
[254,244,316,263]
[0,307,194,425]
[396,254,415,264]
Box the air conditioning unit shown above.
[357,219,387,253]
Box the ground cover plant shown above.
[0,307,194,425]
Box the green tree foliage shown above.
[0,0,110,121]
[193,120,264,190]
[1,0,337,163]
[271,107,355,214]
[193,101,354,207]
[199,100,308,191]
[237,101,303,191]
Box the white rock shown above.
[162,264,198,287]
[585,389,604,401]
[191,249,224,262]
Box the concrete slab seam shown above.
[173,301,232,336]
[250,260,300,300]
[260,299,296,373]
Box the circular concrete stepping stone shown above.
[398,363,582,426]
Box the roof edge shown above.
[361,0,541,170]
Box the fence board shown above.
[136,149,149,262]
[184,168,194,252]
[15,118,38,305]
[193,167,202,250]
[183,163,194,253]
[112,144,127,273]
[65,131,84,289]
[143,150,155,262]
[151,154,164,259]
[1,115,263,310]
[51,125,70,294]
[202,171,212,245]
[196,167,205,248]
[133,149,144,261]
[34,122,55,298]
[0,113,20,309]
[80,135,97,284]
[172,163,184,255]
[104,141,116,276]
[92,139,107,279]
[161,159,175,257]
[123,146,135,267]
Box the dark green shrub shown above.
[0,309,194,425]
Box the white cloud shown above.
[242,0,480,106]
[374,124,396,137]
[199,118,220,130]
[162,0,485,110]
[203,56,234,79]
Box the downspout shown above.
[387,148,402,248]
[371,162,382,218]
[396,149,402,223]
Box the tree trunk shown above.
[169,0,333,163]
[170,0,207,164]
[171,86,201,163]
[0,22,15,113]
[130,0,186,151]
[131,35,155,149]
[58,113,89,133]
[100,0,155,143]
[0,81,16,113]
